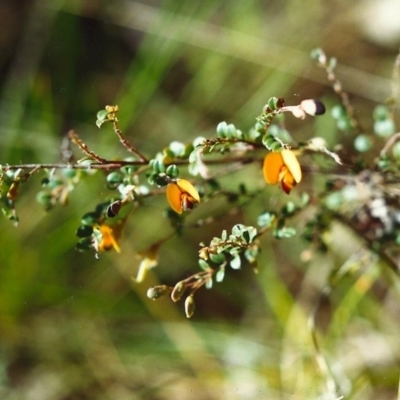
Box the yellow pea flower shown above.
[166,179,200,214]
[97,223,122,253]
[263,149,302,194]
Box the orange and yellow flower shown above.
[97,223,122,253]
[166,179,200,214]
[263,149,301,194]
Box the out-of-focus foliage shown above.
[1,1,400,399]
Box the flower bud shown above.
[300,99,326,116]
[185,295,195,318]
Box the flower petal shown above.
[176,179,200,202]
[166,182,183,214]
[281,169,296,194]
[281,149,302,183]
[98,224,121,253]
[263,152,284,185]
[167,179,200,214]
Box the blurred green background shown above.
[1,0,400,399]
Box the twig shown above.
[380,132,400,158]
[99,105,148,162]
[2,155,259,171]
[315,49,362,133]
[68,130,108,163]
[4,162,141,171]
[111,119,148,163]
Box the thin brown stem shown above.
[316,50,362,133]
[4,162,141,170]
[112,120,148,162]
[68,130,108,163]
[184,269,216,295]
[2,155,259,171]
[380,131,400,157]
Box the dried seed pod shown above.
[107,200,122,218]
[184,294,195,318]
[7,181,20,200]
[147,285,171,300]
[171,281,186,302]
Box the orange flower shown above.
[166,179,200,214]
[263,149,301,194]
[97,223,122,253]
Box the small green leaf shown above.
[232,224,245,237]
[377,155,391,170]
[96,109,109,128]
[336,118,352,131]
[273,226,296,239]
[36,191,52,208]
[169,141,186,157]
[96,119,105,128]
[76,225,94,238]
[331,105,346,120]
[216,121,228,138]
[373,104,389,121]
[374,119,395,138]
[209,252,226,264]
[199,259,210,271]
[324,192,343,211]
[245,247,259,264]
[76,237,93,252]
[81,212,100,226]
[219,244,231,253]
[221,229,227,241]
[182,144,194,158]
[62,168,77,179]
[215,267,225,282]
[226,123,237,138]
[257,212,276,228]
[96,109,109,120]
[106,171,124,188]
[192,136,206,147]
[166,164,179,178]
[245,226,257,242]
[267,97,279,110]
[205,279,213,289]
[230,255,241,270]
[262,134,277,150]
[282,201,296,215]
[270,141,283,151]
[354,134,372,152]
